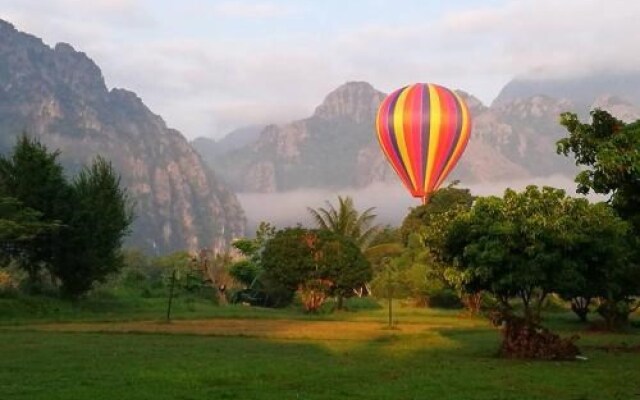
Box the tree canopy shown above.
[307,196,379,248]
[0,136,133,297]
[260,227,372,310]
[442,186,634,323]
[558,110,640,233]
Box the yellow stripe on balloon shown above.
[376,101,411,194]
[434,91,470,190]
[424,84,441,192]
[393,87,417,189]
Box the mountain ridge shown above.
[200,80,635,193]
[0,19,246,254]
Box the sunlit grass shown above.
[1,294,639,399]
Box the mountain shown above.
[493,71,640,111]
[0,20,245,254]
[191,125,263,160]
[199,80,607,193]
[204,82,387,192]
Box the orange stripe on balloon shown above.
[393,87,417,190]
[402,85,422,194]
[376,89,414,195]
[434,92,471,189]
[429,85,457,193]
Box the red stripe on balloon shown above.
[435,95,471,189]
[430,85,457,192]
[403,85,420,192]
[413,84,425,192]
[387,88,413,190]
[377,89,413,193]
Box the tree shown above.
[228,222,274,289]
[558,110,640,232]
[397,185,474,309]
[321,233,372,309]
[400,185,474,246]
[444,187,580,322]
[0,197,59,265]
[441,187,605,358]
[307,196,379,248]
[261,228,372,311]
[52,157,134,298]
[0,135,71,286]
[558,110,640,327]
[554,202,632,324]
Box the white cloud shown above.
[2,0,640,140]
[210,1,295,18]
[237,175,604,234]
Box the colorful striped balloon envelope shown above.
[375,83,472,204]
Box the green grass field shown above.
[1,297,639,399]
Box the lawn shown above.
[1,300,639,400]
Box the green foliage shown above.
[307,196,379,248]
[363,242,404,274]
[341,295,382,311]
[558,111,640,326]
[558,110,640,232]
[0,135,71,284]
[368,225,402,247]
[260,228,372,308]
[228,260,260,287]
[426,288,462,309]
[400,185,474,246]
[0,136,133,298]
[0,197,58,264]
[52,157,134,298]
[443,185,635,324]
[154,251,204,293]
[553,202,634,323]
[382,186,475,308]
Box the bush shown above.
[343,296,382,311]
[426,288,462,309]
[541,294,569,313]
[0,269,19,298]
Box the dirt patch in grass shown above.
[5,318,485,341]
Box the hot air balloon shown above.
[375,83,472,204]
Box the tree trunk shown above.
[571,297,591,322]
[462,292,482,314]
[336,294,344,310]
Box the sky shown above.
[3,0,640,140]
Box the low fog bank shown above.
[237,175,606,236]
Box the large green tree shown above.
[444,186,638,327]
[443,186,589,322]
[554,201,632,324]
[558,110,640,233]
[261,228,371,309]
[0,136,71,286]
[52,157,134,298]
[307,196,379,248]
[391,186,474,308]
[558,110,640,327]
[1,136,133,297]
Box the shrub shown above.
[426,288,462,309]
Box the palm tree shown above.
[307,196,379,249]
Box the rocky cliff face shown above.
[207,82,387,192]
[0,20,245,253]
[493,71,640,109]
[202,81,592,192]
